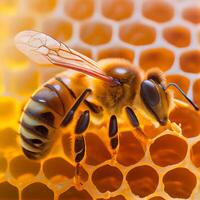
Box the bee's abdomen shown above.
[20,75,74,159]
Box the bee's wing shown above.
[15,30,117,84]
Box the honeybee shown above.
[15,31,199,189]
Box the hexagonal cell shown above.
[0,182,19,200]
[139,48,174,71]
[182,6,200,24]
[58,187,93,200]
[180,50,200,73]
[21,182,54,200]
[148,197,165,200]
[97,47,134,62]
[80,22,112,45]
[92,165,123,193]
[142,0,174,23]
[101,0,134,21]
[116,131,145,166]
[190,141,200,168]
[43,157,74,183]
[2,43,29,70]
[41,18,72,42]
[26,0,56,13]
[8,69,39,97]
[119,23,156,45]
[97,195,126,200]
[163,26,190,47]
[85,133,111,166]
[126,165,159,198]
[0,156,7,178]
[193,78,200,107]
[0,0,19,14]
[9,155,40,181]
[150,133,187,167]
[9,16,35,37]
[163,168,196,199]
[64,0,94,20]
[166,74,190,102]
[169,106,200,138]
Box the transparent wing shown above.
[15,30,117,84]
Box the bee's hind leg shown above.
[74,110,90,191]
[61,89,91,127]
[109,115,119,164]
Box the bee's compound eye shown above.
[140,80,160,107]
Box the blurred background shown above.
[0,0,200,199]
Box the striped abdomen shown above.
[20,74,74,159]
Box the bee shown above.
[15,31,199,189]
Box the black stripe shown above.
[75,110,90,134]
[44,83,65,113]
[31,96,62,117]
[21,120,49,139]
[109,115,118,138]
[125,107,139,128]
[56,77,76,98]
[22,148,39,160]
[21,134,44,149]
[24,109,55,128]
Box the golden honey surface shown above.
[0,0,200,199]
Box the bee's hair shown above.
[146,68,166,84]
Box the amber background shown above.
[0,0,200,200]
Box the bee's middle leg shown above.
[109,115,119,162]
[125,106,147,149]
[74,110,90,190]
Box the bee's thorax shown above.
[93,59,142,114]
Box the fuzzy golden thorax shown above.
[93,59,142,114]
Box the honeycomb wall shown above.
[0,0,200,199]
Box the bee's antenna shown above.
[165,83,199,111]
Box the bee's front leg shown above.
[109,115,119,163]
[125,106,147,150]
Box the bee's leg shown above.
[56,77,103,114]
[109,115,119,163]
[61,89,91,127]
[84,100,103,114]
[125,106,147,149]
[74,110,90,190]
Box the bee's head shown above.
[140,70,199,126]
[140,78,169,125]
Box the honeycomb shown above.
[0,0,200,199]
